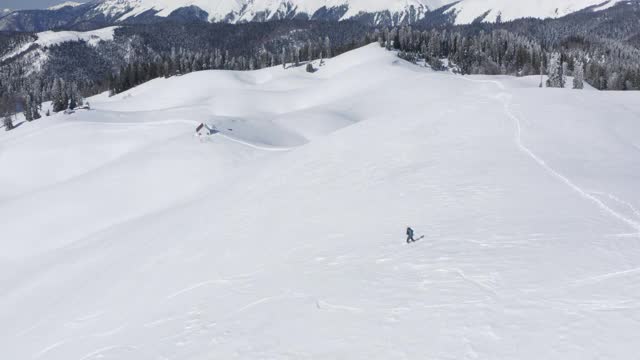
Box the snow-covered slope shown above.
[2,44,640,359]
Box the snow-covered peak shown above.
[48,1,84,10]
[448,0,624,24]
[99,0,440,22]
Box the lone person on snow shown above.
[406,226,415,243]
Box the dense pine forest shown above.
[1,0,640,122]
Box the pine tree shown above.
[324,37,332,58]
[573,59,584,89]
[23,94,33,121]
[68,82,82,109]
[306,39,314,61]
[51,78,67,112]
[31,95,41,120]
[281,48,286,69]
[3,115,12,131]
[546,53,562,88]
[51,79,61,112]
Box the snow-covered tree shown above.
[31,94,41,120]
[324,36,332,58]
[68,82,83,110]
[546,53,562,88]
[306,39,314,60]
[2,115,12,131]
[281,48,286,69]
[573,59,584,89]
[608,72,623,90]
[23,94,33,121]
[51,78,68,112]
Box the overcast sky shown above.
[3,0,79,10]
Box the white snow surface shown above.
[2,44,640,359]
[48,1,84,10]
[34,26,118,47]
[94,0,621,23]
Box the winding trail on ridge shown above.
[460,76,640,234]
[217,133,295,152]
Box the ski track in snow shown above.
[460,76,640,235]
[165,279,233,300]
[315,299,364,313]
[217,133,295,152]
[34,326,127,358]
[235,296,283,313]
[590,191,640,221]
[77,345,137,360]
[575,267,640,285]
[506,99,640,234]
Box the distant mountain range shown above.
[0,0,626,31]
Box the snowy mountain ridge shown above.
[91,0,623,24]
[91,0,617,24]
[92,0,433,23]
[0,0,624,30]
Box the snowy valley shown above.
[1,44,640,359]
